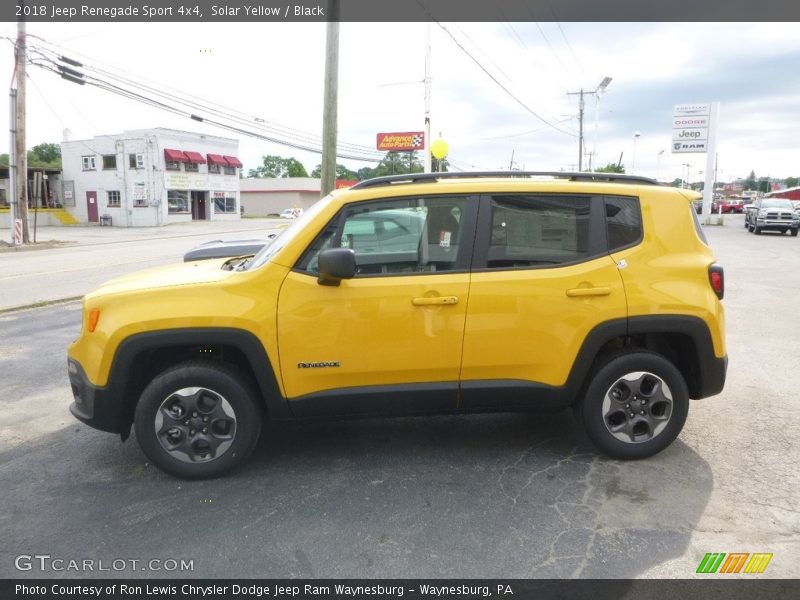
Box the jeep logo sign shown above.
[672,128,708,141]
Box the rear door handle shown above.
[565,287,611,297]
[412,296,459,306]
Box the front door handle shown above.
[412,296,459,306]
[566,287,611,297]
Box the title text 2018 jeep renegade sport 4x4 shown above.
[68,173,726,478]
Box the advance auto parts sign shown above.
[672,103,710,154]
[377,132,425,151]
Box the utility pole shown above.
[567,77,611,173]
[320,0,339,197]
[16,18,30,243]
[423,23,432,173]
[566,88,585,171]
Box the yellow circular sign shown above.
[431,139,449,160]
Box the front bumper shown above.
[68,358,125,434]
[756,218,798,230]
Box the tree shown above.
[284,158,308,178]
[757,177,771,194]
[784,176,798,188]
[28,143,61,166]
[248,155,308,178]
[744,170,757,191]
[311,163,359,180]
[595,162,625,174]
[0,153,8,167]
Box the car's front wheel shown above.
[134,361,262,479]
[577,352,689,460]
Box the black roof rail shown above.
[350,171,659,190]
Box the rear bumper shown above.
[697,354,727,399]
[67,358,125,434]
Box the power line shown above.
[434,23,576,138]
[24,36,388,163]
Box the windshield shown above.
[762,199,793,210]
[246,192,336,270]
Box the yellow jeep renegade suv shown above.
[67,172,726,478]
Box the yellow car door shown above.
[459,193,630,407]
[277,195,477,416]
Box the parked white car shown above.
[280,207,303,219]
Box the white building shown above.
[239,177,321,216]
[60,128,243,227]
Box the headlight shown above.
[758,210,767,217]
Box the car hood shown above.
[87,258,236,298]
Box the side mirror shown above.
[317,248,356,286]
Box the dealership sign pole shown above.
[671,102,720,224]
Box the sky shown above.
[1,20,799,184]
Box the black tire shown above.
[791,228,799,237]
[754,225,762,234]
[576,351,689,460]
[134,361,262,479]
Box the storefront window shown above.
[213,193,237,213]
[167,190,189,213]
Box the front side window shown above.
[82,156,96,171]
[102,155,116,170]
[485,195,591,268]
[167,190,189,213]
[106,190,121,207]
[298,196,472,276]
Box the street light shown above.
[590,77,613,171]
[656,149,664,181]
[682,163,691,189]
[568,76,612,172]
[631,131,641,174]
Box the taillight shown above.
[708,264,724,300]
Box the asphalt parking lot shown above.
[1,213,798,579]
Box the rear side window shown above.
[486,195,591,268]
[605,196,642,251]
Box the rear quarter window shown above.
[605,196,642,251]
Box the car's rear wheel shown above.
[134,361,262,479]
[577,352,689,460]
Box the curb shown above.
[0,296,83,315]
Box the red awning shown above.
[223,155,243,168]
[164,148,189,162]
[207,153,227,166]
[184,151,206,164]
